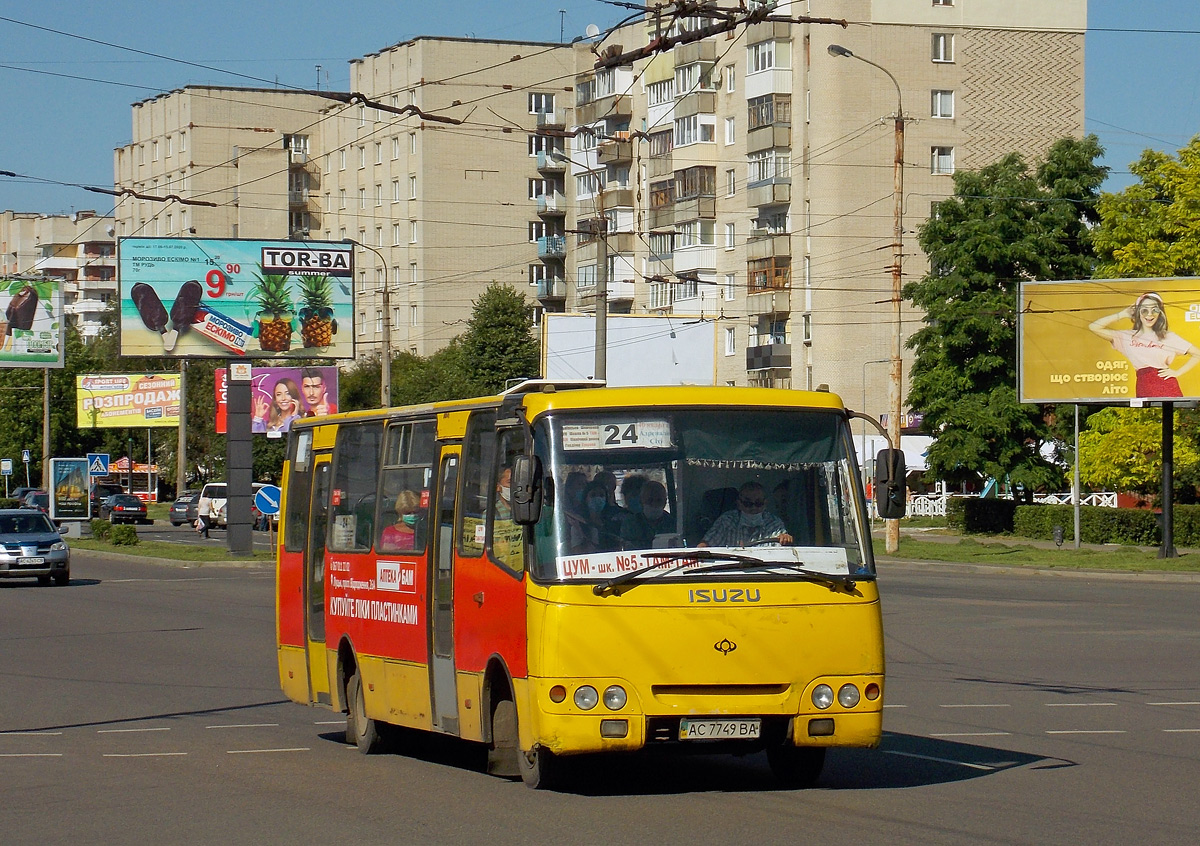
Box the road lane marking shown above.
[885,750,995,771]
[314,720,344,725]
[226,747,310,754]
[103,752,187,757]
[882,704,906,709]
[1045,702,1116,707]
[205,723,279,729]
[1046,730,1126,735]
[1149,702,1200,707]
[939,704,1010,708]
[97,727,170,734]
[930,732,1011,737]
[0,753,63,757]
[1163,728,1200,733]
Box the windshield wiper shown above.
[684,557,867,593]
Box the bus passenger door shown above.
[429,450,460,733]
[305,455,333,705]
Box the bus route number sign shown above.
[562,420,671,451]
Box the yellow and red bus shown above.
[277,382,896,788]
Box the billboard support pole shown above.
[177,360,188,496]
[1073,404,1081,550]
[42,368,50,488]
[1160,402,1176,558]
[226,370,253,557]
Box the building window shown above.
[339,149,346,170]
[647,80,674,106]
[932,33,954,63]
[674,166,715,200]
[727,169,736,197]
[393,224,401,246]
[338,189,346,209]
[931,146,955,174]
[529,221,547,242]
[933,0,953,5]
[358,188,366,209]
[358,312,366,335]
[748,149,790,185]
[529,135,554,156]
[529,178,548,199]
[358,146,366,168]
[410,263,418,284]
[179,131,186,152]
[675,62,715,95]
[674,114,714,147]
[725,117,735,145]
[725,273,736,301]
[726,65,735,93]
[359,105,367,126]
[375,184,383,206]
[725,222,736,249]
[376,226,383,247]
[151,140,159,161]
[410,220,417,243]
[409,176,417,199]
[392,136,400,159]
[410,305,418,326]
[932,90,954,118]
[648,130,673,158]
[375,142,383,164]
[725,327,736,356]
[324,193,331,212]
[166,135,173,157]
[392,179,400,202]
[748,94,792,130]
[748,40,786,73]
[676,220,715,248]
[529,92,555,114]
[410,133,417,154]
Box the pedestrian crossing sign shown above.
[87,453,110,477]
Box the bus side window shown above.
[458,411,496,557]
[488,429,525,575]
[376,419,436,553]
[328,422,383,552]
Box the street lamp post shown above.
[829,43,906,554]
[345,239,391,407]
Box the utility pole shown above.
[344,239,391,407]
[177,359,187,495]
[595,191,608,382]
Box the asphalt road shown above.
[2,553,1198,845]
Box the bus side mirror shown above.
[874,449,907,519]
[511,454,543,525]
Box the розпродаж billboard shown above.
[76,374,181,428]
[1020,277,1200,403]
[0,278,64,368]
[118,238,354,359]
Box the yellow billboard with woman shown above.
[1020,278,1200,403]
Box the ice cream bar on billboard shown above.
[130,282,178,351]
[170,280,204,339]
[192,305,253,355]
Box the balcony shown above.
[746,288,790,315]
[673,245,717,275]
[576,94,631,126]
[746,342,792,371]
[580,278,635,304]
[746,124,791,153]
[747,178,791,208]
[599,185,634,209]
[596,137,633,165]
[675,196,716,221]
[647,156,674,180]
[537,192,566,217]
[648,205,675,231]
[675,91,716,118]
[537,235,566,260]
[288,188,310,206]
[674,41,716,65]
[536,109,568,129]
[536,151,565,173]
[747,232,791,261]
[537,278,567,300]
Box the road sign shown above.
[22,449,30,463]
[254,484,282,516]
[87,453,111,477]
[1,459,11,476]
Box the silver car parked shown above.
[0,509,70,586]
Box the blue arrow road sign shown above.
[87,453,110,476]
[254,485,282,516]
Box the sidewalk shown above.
[878,524,1195,556]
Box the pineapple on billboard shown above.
[117,238,354,359]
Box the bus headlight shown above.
[838,684,861,708]
[812,684,834,710]
[574,685,599,710]
[602,685,627,711]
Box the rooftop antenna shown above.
[560,9,566,43]
[315,64,322,92]
[586,23,601,39]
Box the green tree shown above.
[905,135,1108,491]
[458,283,540,394]
[1078,407,1200,496]
[1093,136,1200,278]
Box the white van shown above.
[199,482,268,528]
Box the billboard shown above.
[543,314,718,386]
[215,365,338,436]
[0,278,64,368]
[117,238,354,359]
[1020,277,1200,403]
[49,458,90,521]
[77,374,181,428]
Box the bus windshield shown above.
[530,407,870,583]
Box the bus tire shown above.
[487,699,520,778]
[346,670,381,754]
[767,745,825,788]
[519,742,561,790]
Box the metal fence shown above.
[899,492,1119,519]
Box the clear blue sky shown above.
[1,1,1196,215]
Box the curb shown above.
[876,555,1200,583]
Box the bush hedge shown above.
[946,497,1017,534]
[109,525,139,546]
[90,519,111,541]
[1013,504,1167,546]
[0,497,21,509]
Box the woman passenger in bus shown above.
[581,478,624,552]
[379,490,422,551]
[619,480,673,549]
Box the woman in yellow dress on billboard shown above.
[1089,292,1200,398]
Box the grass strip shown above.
[71,537,273,563]
[876,537,1200,572]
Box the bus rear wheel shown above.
[487,699,520,778]
[767,745,825,788]
[346,670,381,754]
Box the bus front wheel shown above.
[346,670,381,754]
[767,745,825,788]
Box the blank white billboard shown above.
[543,314,717,387]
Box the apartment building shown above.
[0,210,116,338]
[113,87,335,241]
[552,0,1086,412]
[317,37,579,357]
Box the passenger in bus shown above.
[581,479,624,552]
[619,473,648,515]
[698,481,792,548]
[379,490,422,551]
[619,480,673,549]
[491,467,524,570]
[494,467,514,520]
[594,470,619,509]
[562,471,589,514]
